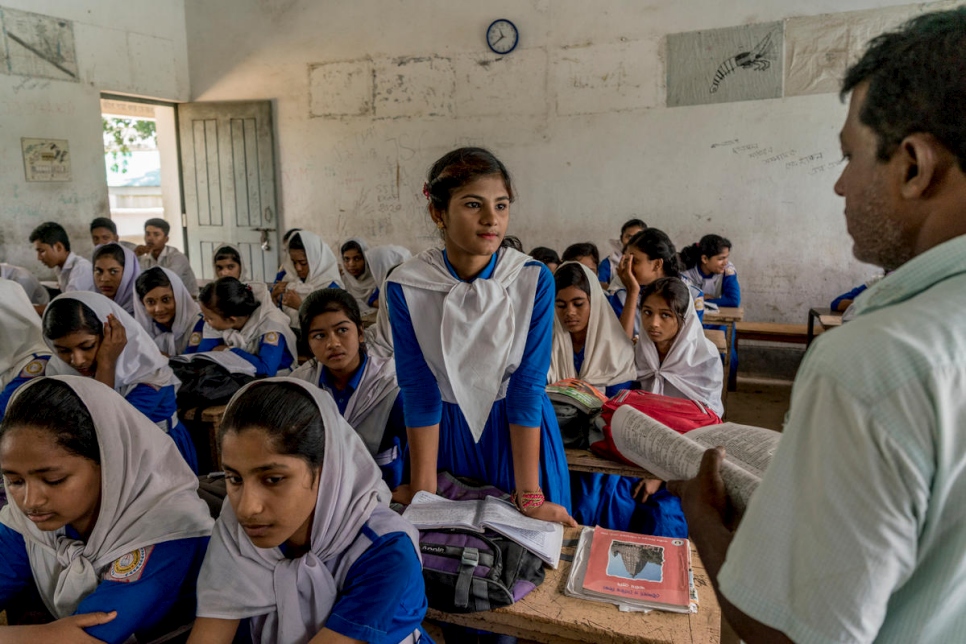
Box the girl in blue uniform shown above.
[364,245,413,359]
[0,279,50,419]
[92,243,140,316]
[561,242,601,275]
[291,289,407,489]
[387,147,575,525]
[211,243,275,308]
[189,379,429,644]
[42,291,199,472]
[271,230,344,327]
[193,277,297,377]
[341,238,379,314]
[528,247,560,273]
[134,267,204,356]
[0,376,212,644]
[597,218,646,292]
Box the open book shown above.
[402,491,564,568]
[169,350,256,376]
[546,379,609,414]
[610,405,780,515]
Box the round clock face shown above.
[486,19,519,55]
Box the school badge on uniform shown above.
[189,331,202,346]
[264,331,279,346]
[105,546,153,583]
[20,359,46,378]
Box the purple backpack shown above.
[418,473,546,613]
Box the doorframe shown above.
[100,92,189,256]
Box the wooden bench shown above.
[565,448,656,479]
[735,321,822,345]
[427,526,720,643]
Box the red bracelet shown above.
[512,488,545,512]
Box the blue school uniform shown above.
[0,355,50,419]
[387,252,571,510]
[830,284,868,311]
[0,524,208,644]
[126,383,199,474]
[598,257,614,286]
[318,355,408,489]
[190,332,293,377]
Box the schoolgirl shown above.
[194,277,297,377]
[529,247,560,273]
[364,245,413,358]
[42,291,199,472]
[597,218,646,292]
[271,230,344,327]
[134,267,205,356]
[561,242,601,275]
[0,376,212,643]
[212,243,275,307]
[387,147,575,524]
[92,243,141,316]
[0,279,50,418]
[291,289,407,488]
[341,238,379,314]
[680,234,741,308]
[188,379,428,644]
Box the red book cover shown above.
[581,527,692,611]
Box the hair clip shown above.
[422,182,431,200]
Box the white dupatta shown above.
[95,242,141,316]
[281,231,344,293]
[0,376,213,618]
[341,237,377,313]
[0,278,50,386]
[548,261,635,388]
[133,266,202,356]
[364,245,413,358]
[635,291,724,416]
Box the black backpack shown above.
[170,358,254,410]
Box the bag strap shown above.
[454,547,480,610]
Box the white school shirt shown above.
[718,234,966,644]
[139,246,199,297]
[55,252,96,293]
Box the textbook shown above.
[169,351,257,377]
[402,491,564,568]
[565,527,697,613]
[609,405,780,515]
[546,379,609,415]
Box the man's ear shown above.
[896,133,944,199]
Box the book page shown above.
[480,497,556,532]
[480,497,562,568]
[686,422,780,478]
[401,494,482,531]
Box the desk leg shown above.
[725,322,737,393]
[807,309,817,347]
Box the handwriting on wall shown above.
[710,139,835,176]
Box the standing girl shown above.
[193,278,297,377]
[0,279,50,419]
[134,267,204,356]
[341,238,379,314]
[291,289,407,488]
[387,147,575,524]
[188,379,428,644]
[0,376,213,644]
[42,291,199,472]
[271,231,344,327]
[92,243,141,316]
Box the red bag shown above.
[590,390,722,467]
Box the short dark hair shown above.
[135,266,172,301]
[29,222,71,252]
[144,218,170,235]
[621,219,647,236]
[626,228,681,278]
[287,233,305,252]
[501,235,523,252]
[282,228,302,244]
[92,242,126,267]
[299,288,364,342]
[340,240,365,257]
[529,246,561,266]
[1,378,100,465]
[842,8,966,170]
[90,217,117,235]
[554,262,592,296]
[640,277,690,324]
[43,298,103,341]
[199,277,260,318]
[561,242,600,268]
[213,245,242,266]
[220,381,325,469]
[680,234,731,270]
[426,147,514,212]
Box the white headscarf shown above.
[388,247,533,441]
[0,278,50,386]
[635,289,724,416]
[341,238,377,313]
[548,261,635,388]
[133,266,202,356]
[281,231,344,293]
[0,263,50,306]
[201,295,298,367]
[196,378,413,644]
[94,242,141,316]
[364,245,413,358]
[0,375,213,618]
[43,291,175,398]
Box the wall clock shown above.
[486,19,519,55]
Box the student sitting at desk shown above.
[194,277,296,377]
[681,234,738,379]
[291,289,407,489]
[43,291,199,472]
[341,237,379,314]
[211,243,274,307]
[561,242,601,276]
[0,376,212,644]
[135,218,199,298]
[529,246,561,273]
[134,267,204,357]
[598,218,646,292]
[89,217,136,252]
[271,230,344,327]
[29,222,97,294]
[0,279,50,419]
[188,379,428,644]
[92,243,140,317]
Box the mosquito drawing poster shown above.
[667,22,783,108]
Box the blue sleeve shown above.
[0,377,29,420]
[326,530,427,644]
[367,287,380,307]
[194,336,223,353]
[708,272,741,307]
[230,335,290,377]
[506,264,554,427]
[0,524,32,607]
[605,382,632,398]
[377,393,407,489]
[76,537,209,644]
[328,281,341,289]
[830,284,867,311]
[598,259,611,284]
[607,290,625,319]
[387,282,442,427]
[124,384,167,423]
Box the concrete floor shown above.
[724,377,793,432]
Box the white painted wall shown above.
[0,0,189,277]
[185,0,952,322]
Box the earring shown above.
[436,221,445,230]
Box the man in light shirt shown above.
[90,216,137,252]
[135,217,199,297]
[28,221,96,294]
[671,9,966,643]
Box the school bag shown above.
[590,389,722,466]
[551,400,594,449]
[169,357,255,410]
[416,473,547,613]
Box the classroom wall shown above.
[185,0,954,322]
[0,0,189,277]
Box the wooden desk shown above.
[703,307,743,393]
[182,405,227,470]
[807,307,843,346]
[427,526,720,644]
[566,448,656,479]
[703,329,729,411]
